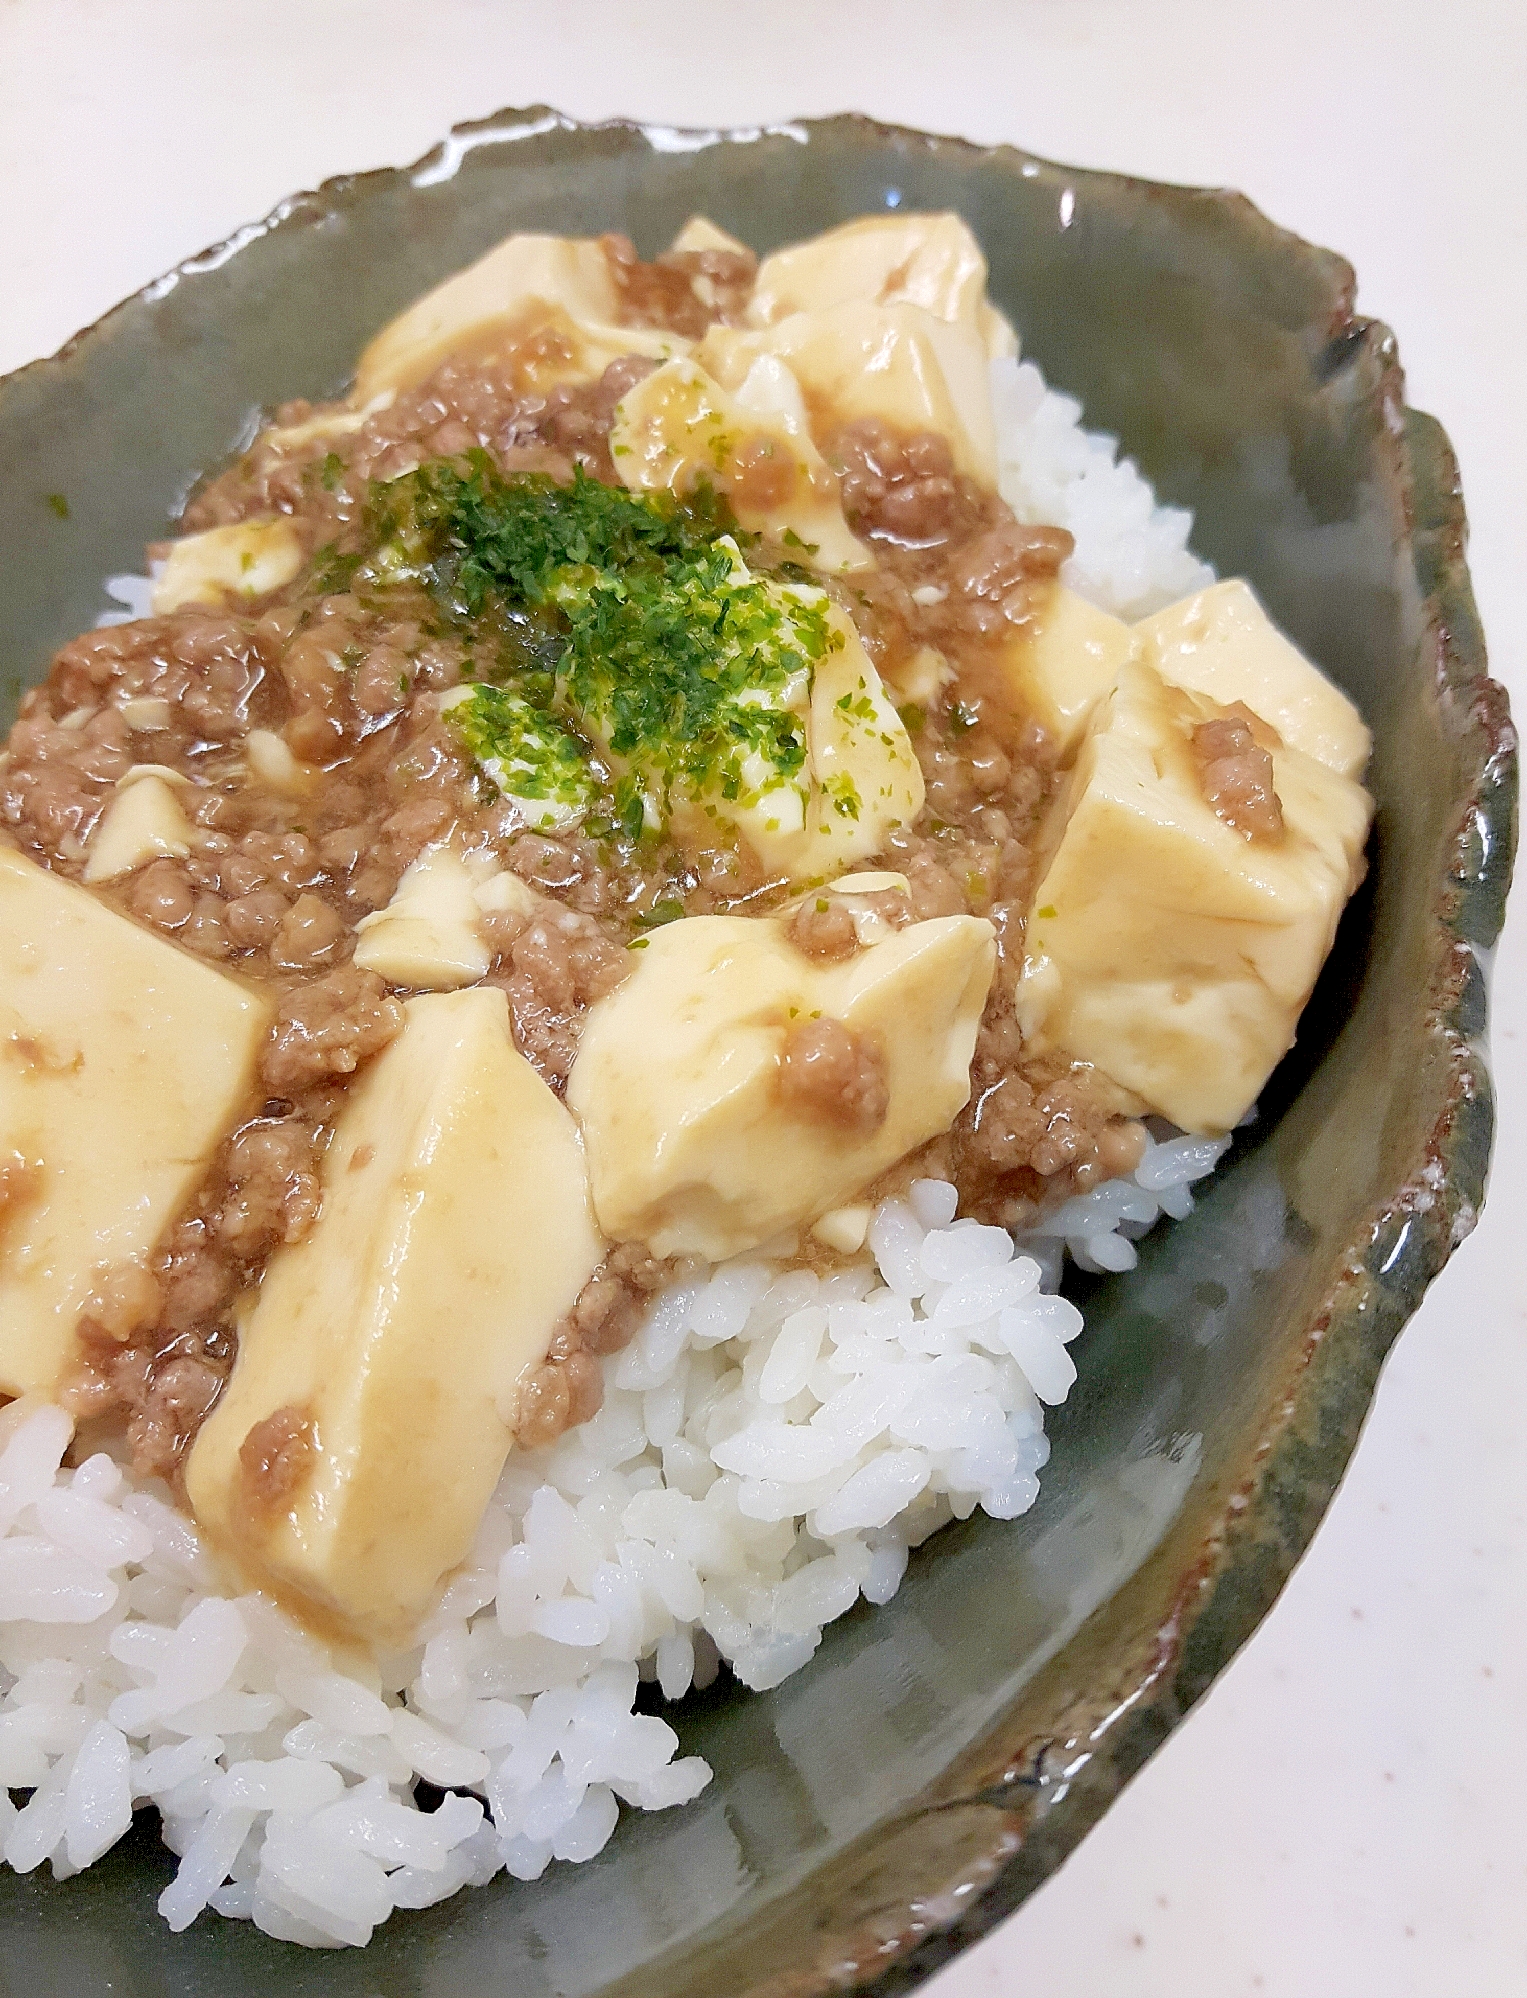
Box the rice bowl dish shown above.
[0,206,1377,1948]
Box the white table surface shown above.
[2,3,1522,1990]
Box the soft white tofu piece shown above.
[472,868,539,922]
[791,605,925,876]
[748,212,1018,360]
[352,846,491,991]
[186,987,604,1644]
[668,215,752,258]
[884,643,955,707]
[611,355,870,574]
[0,847,272,1398]
[811,1203,873,1254]
[700,300,998,485]
[151,519,305,614]
[677,587,923,884]
[82,771,194,882]
[1001,583,1140,757]
[567,912,995,1260]
[244,728,320,797]
[353,232,688,404]
[1015,660,1373,1134]
[1134,579,1371,779]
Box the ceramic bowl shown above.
[0,110,1514,1998]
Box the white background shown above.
[1,3,1522,1991]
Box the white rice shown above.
[990,356,1215,619]
[4,350,1224,1943]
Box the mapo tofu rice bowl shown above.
[0,212,1373,1945]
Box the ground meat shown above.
[787,897,861,962]
[263,968,404,1094]
[215,1120,323,1254]
[937,999,1150,1220]
[184,348,666,538]
[779,1017,890,1136]
[70,1099,328,1481]
[832,421,986,549]
[1192,707,1285,840]
[240,1405,317,1509]
[601,231,757,339]
[80,1315,230,1485]
[513,1244,673,1448]
[491,908,630,1090]
[946,520,1077,640]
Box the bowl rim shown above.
[0,103,1517,1997]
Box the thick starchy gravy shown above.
[0,220,1361,1506]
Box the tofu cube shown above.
[82,771,195,883]
[1001,583,1139,756]
[1015,660,1372,1134]
[353,232,688,404]
[748,212,1018,359]
[1134,579,1371,779]
[352,846,491,991]
[0,848,272,1397]
[185,987,604,1644]
[700,300,998,486]
[567,912,995,1261]
[152,520,305,613]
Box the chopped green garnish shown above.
[820,772,862,822]
[445,684,598,825]
[45,493,70,520]
[310,541,362,594]
[319,451,345,492]
[1036,904,1057,920]
[361,456,839,840]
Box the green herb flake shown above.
[363,457,834,844]
[45,493,70,520]
[319,451,345,492]
[310,542,363,595]
[1036,904,1057,920]
[446,683,598,819]
[820,772,862,822]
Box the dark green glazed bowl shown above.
[0,110,1514,1998]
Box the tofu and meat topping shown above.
[0,214,1372,1644]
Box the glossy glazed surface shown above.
[0,110,1513,1997]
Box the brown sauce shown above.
[1,243,1145,1486]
